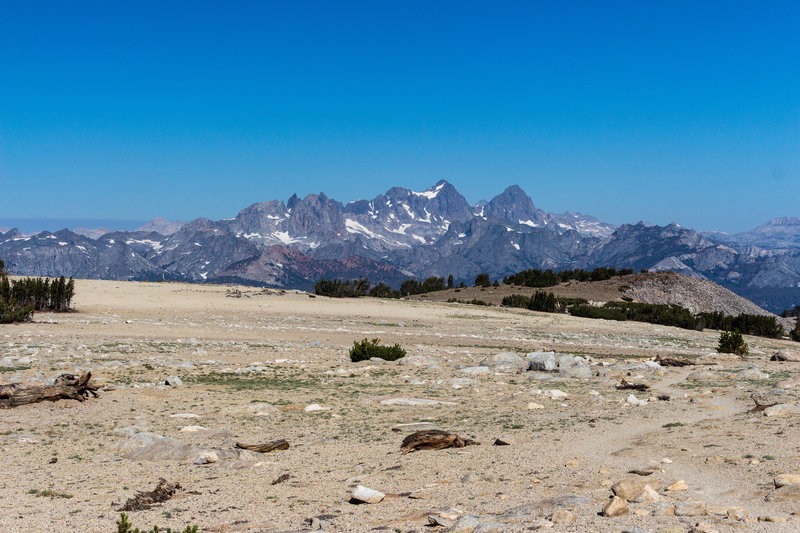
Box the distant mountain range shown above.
[1,181,798,312]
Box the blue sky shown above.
[1,1,798,234]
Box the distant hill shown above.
[410,271,773,318]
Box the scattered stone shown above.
[193,451,218,465]
[179,426,206,433]
[634,485,660,503]
[550,509,576,524]
[427,515,453,527]
[527,352,557,372]
[169,413,200,419]
[271,474,291,485]
[526,402,544,409]
[727,507,748,521]
[308,340,321,347]
[667,479,688,492]
[461,472,479,483]
[164,375,183,387]
[613,478,661,500]
[603,496,629,517]
[661,457,672,464]
[767,485,800,502]
[686,370,715,381]
[304,403,326,412]
[626,394,648,406]
[775,474,800,488]
[690,522,718,533]
[458,366,491,376]
[674,499,707,516]
[397,355,438,367]
[448,515,481,532]
[772,349,800,362]
[350,485,384,504]
[765,403,799,417]
[493,438,511,446]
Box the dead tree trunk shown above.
[0,372,98,408]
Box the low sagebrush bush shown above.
[349,338,406,362]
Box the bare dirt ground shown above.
[1,279,799,533]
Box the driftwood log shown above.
[401,430,480,454]
[0,372,98,409]
[654,355,695,367]
[235,439,290,453]
[616,379,650,391]
[751,393,780,412]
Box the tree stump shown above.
[235,439,290,453]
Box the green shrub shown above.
[349,338,406,362]
[314,278,370,297]
[791,320,800,342]
[116,512,198,533]
[717,330,749,355]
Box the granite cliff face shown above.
[1,182,797,312]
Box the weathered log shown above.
[654,355,695,367]
[751,392,780,411]
[0,372,98,409]
[235,439,290,453]
[401,430,479,454]
[616,379,650,391]
[118,478,181,511]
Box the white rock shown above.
[350,484,385,504]
[626,394,648,406]
[193,451,218,465]
[169,413,200,419]
[179,426,207,433]
[304,403,326,412]
[380,398,456,406]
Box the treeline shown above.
[501,288,786,339]
[502,291,588,313]
[781,305,800,318]
[503,267,635,287]
[314,275,453,298]
[0,258,76,323]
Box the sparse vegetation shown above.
[349,338,406,362]
[717,329,749,356]
[116,513,198,533]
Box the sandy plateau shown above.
[1,279,800,533]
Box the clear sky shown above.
[1,1,798,234]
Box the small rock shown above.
[550,509,576,524]
[309,340,321,347]
[613,478,661,500]
[179,426,207,433]
[667,479,688,491]
[675,499,707,516]
[764,403,799,417]
[634,485,660,503]
[767,485,800,502]
[169,413,200,419]
[304,404,326,412]
[527,352,557,372]
[164,375,183,387]
[603,496,629,517]
[775,474,800,488]
[427,515,453,528]
[690,522,718,533]
[350,485,385,504]
[461,472,479,483]
[727,507,748,521]
[772,349,800,362]
[626,394,648,406]
[661,457,672,464]
[448,515,481,532]
[193,451,218,465]
[458,366,491,376]
[380,397,456,406]
[526,402,544,409]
